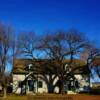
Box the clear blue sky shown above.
[1,0,99,81]
[0,0,100,43]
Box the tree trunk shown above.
[61,82,64,94]
[48,84,54,93]
[56,79,64,94]
[58,79,65,94]
[3,87,7,98]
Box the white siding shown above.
[12,74,90,94]
[13,74,26,94]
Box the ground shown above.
[0,94,100,100]
[0,95,27,100]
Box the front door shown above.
[28,80,34,92]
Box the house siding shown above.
[13,73,90,94]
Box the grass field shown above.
[0,94,100,100]
[0,95,27,100]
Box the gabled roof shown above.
[13,58,86,69]
[13,57,100,74]
[13,58,86,74]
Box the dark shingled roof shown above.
[13,58,86,74]
[13,57,100,74]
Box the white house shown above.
[12,58,93,94]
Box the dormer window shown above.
[28,64,33,70]
[65,64,71,73]
[65,64,68,70]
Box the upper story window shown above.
[65,64,71,73]
[28,64,33,70]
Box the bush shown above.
[90,88,100,95]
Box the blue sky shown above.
[0,0,100,45]
[1,0,99,81]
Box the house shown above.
[92,82,100,88]
[12,58,100,94]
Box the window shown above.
[28,80,34,86]
[65,64,71,73]
[38,81,43,88]
[18,81,22,87]
[28,64,33,70]
[65,64,68,70]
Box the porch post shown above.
[36,74,38,93]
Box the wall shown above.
[12,74,90,94]
[13,74,26,94]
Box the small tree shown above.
[81,47,100,80]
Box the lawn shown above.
[0,94,100,100]
[0,95,27,100]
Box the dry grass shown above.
[27,94,100,100]
[0,94,27,100]
[0,94,100,100]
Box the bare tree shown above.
[39,30,93,93]
[0,23,15,98]
[81,46,100,79]
[16,32,43,93]
[16,30,100,94]
[17,32,40,59]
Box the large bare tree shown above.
[16,30,100,94]
[38,30,94,93]
[0,24,15,98]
